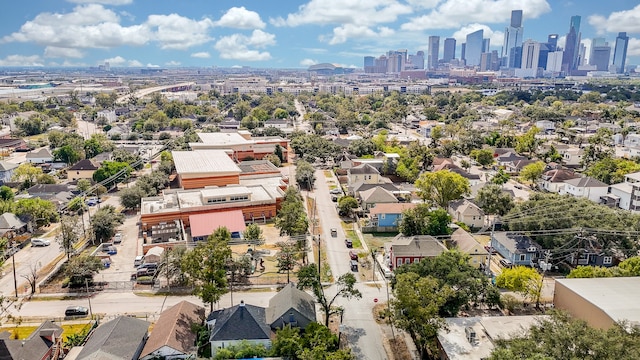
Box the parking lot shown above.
[95,211,142,283]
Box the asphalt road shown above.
[310,170,389,360]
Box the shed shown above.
[144,246,165,263]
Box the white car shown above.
[113,233,123,244]
[31,238,50,247]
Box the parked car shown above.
[31,238,50,247]
[330,228,337,237]
[345,238,353,248]
[65,306,89,317]
[134,255,145,267]
[350,260,358,272]
[113,233,122,244]
[106,246,117,255]
[330,188,342,195]
[349,250,358,260]
[499,259,513,268]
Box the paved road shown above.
[311,170,389,360]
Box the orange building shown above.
[189,131,289,162]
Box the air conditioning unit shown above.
[465,326,477,344]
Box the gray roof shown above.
[0,213,26,231]
[0,320,63,360]
[448,199,484,216]
[563,176,608,188]
[0,161,18,172]
[348,163,380,175]
[451,228,486,254]
[351,182,399,194]
[265,283,316,326]
[389,235,448,257]
[77,316,149,360]
[359,186,398,204]
[27,184,71,195]
[26,148,52,158]
[207,302,271,342]
[172,150,241,174]
[237,160,279,174]
[492,232,540,254]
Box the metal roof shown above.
[172,150,241,175]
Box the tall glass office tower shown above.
[502,10,524,68]
[465,30,484,67]
[613,32,629,74]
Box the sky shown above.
[1,0,640,69]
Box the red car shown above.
[484,245,497,254]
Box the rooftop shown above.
[197,132,250,145]
[172,150,241,175]
[555,277,640,326]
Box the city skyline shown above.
[1,1,640,69]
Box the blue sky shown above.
[1,0,640,69]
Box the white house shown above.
[96,109,117,123]
[560,176,608,203]
[26,148,53,164]
[606,172,640,212]
[560,146,585,168]
[540,169,579,193]
[535,120,555,132]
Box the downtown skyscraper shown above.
[428,36,440,70]
[465,29,484,67]
[502,10,524,68]
[443,38,456,63]
[613,32,629,74]
[562,15,581,74]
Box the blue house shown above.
[491,232,542,266]
[368,203,418,231]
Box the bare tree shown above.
[21,264,39,295]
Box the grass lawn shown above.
[362,232,398,250]
[1,322,92,340]
[341,225,362,249]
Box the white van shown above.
[31,238,50,247]
[134,255,145,267]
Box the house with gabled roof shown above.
[26,148,53,164]
[266,282,316,330]
[450,228,488,268]
[0,213,27,238]
[386,235,448,270]
[67,159,99,181]
[560,176,608,203]
[207,301,272,357]
[358,186,398,211]
[368,202,417,231]
[540,168,580,193]
[0,161,18,183]
[0,320,63,360]
[347,164,380,187]
[76,316,149,360]
[139,300,205,360]
[448,199,485,229]
[490,232,542,267]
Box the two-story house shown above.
[368,203,417,232]
[448,199,485,229]
[540,168,579,193]
[347,164,380,187]
[606,171,640,212]
[386,235,448,270]
[67,159,98,181]
[490,232,542,267]
[450,228,488,269]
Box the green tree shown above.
[337,196,358,217]
[567,265,614,278]
[475,184,515,216]
[270,325,303,358]
[119,186,145,210]
[470,148,494,168]
[264,153,281,167]
[182,227,232,312]
[491,168,510,186]
[243,223,263,242]
[296,264,362,327]
[90,205,124,244]
[15,114,48,135]
[296,160,316,190]
[64,254,103,288]
[0,186,13,201]
[93,161,132,186]
[519,160,545,185]
[275,187,309,236]
[11,163,43,189]
[76,179,91,192]
[398,205,451,236]
[415,170,470,208]
[14,198,58,228]
[619,256,640,276]
[347,139,377,157]
[53,145,82,165]
[585,157,640,185]
[275,241,298,282]
[392,272,452,358]
[495,266,542,304]
[515,126,540,156]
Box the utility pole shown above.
[85,278,93,320]
[12,254,17,298]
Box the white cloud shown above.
[103,56,126,65]
[165,60,181,66]
[146,63,159,68]
[300,58,318,66]
[303,48,328,54]
[589,5,640,34]
[405,0,441,9]
[191,52,211,58]
[2,5,150,49]
[146,14,213,50]
[48,60,88,67]
[215,6,265,29]
[128,60,143,67]
[214,30,276,61]
[451,24,504,47]
[0,55,44,66]
[272,0,412,27]
[402,0,551,31]
[557,35,566,50]
[67,0,133,4]
[329,25,395,45]
[44,46,84,58]
[627,38,640,56]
